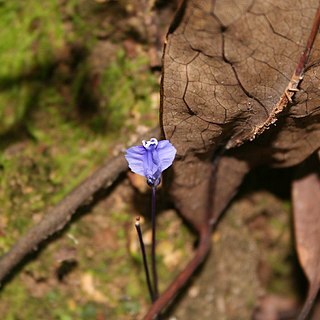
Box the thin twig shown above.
[135,216,155,302]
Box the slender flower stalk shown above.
[135,217,155,302]
[151,186,159,299]
[125,137,176,308]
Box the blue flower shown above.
[125,138,176,187]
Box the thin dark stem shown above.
[135,217,155,302]
[151,186,159,299]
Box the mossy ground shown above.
[0,1,193,319]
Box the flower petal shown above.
[156,140,177,172]
[125,139,176,187]
[125,145,147,176]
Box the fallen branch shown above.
[0,128,160,285]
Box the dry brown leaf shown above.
[292,155,320,319]
[161,0,320,232]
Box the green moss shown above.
[80,303,97,319]
[0,1,69,135]
[0,107,113,249]
[263,208,297,297]
[98,50,158,131]
[121,299,141,316]
[111,210,132,224]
